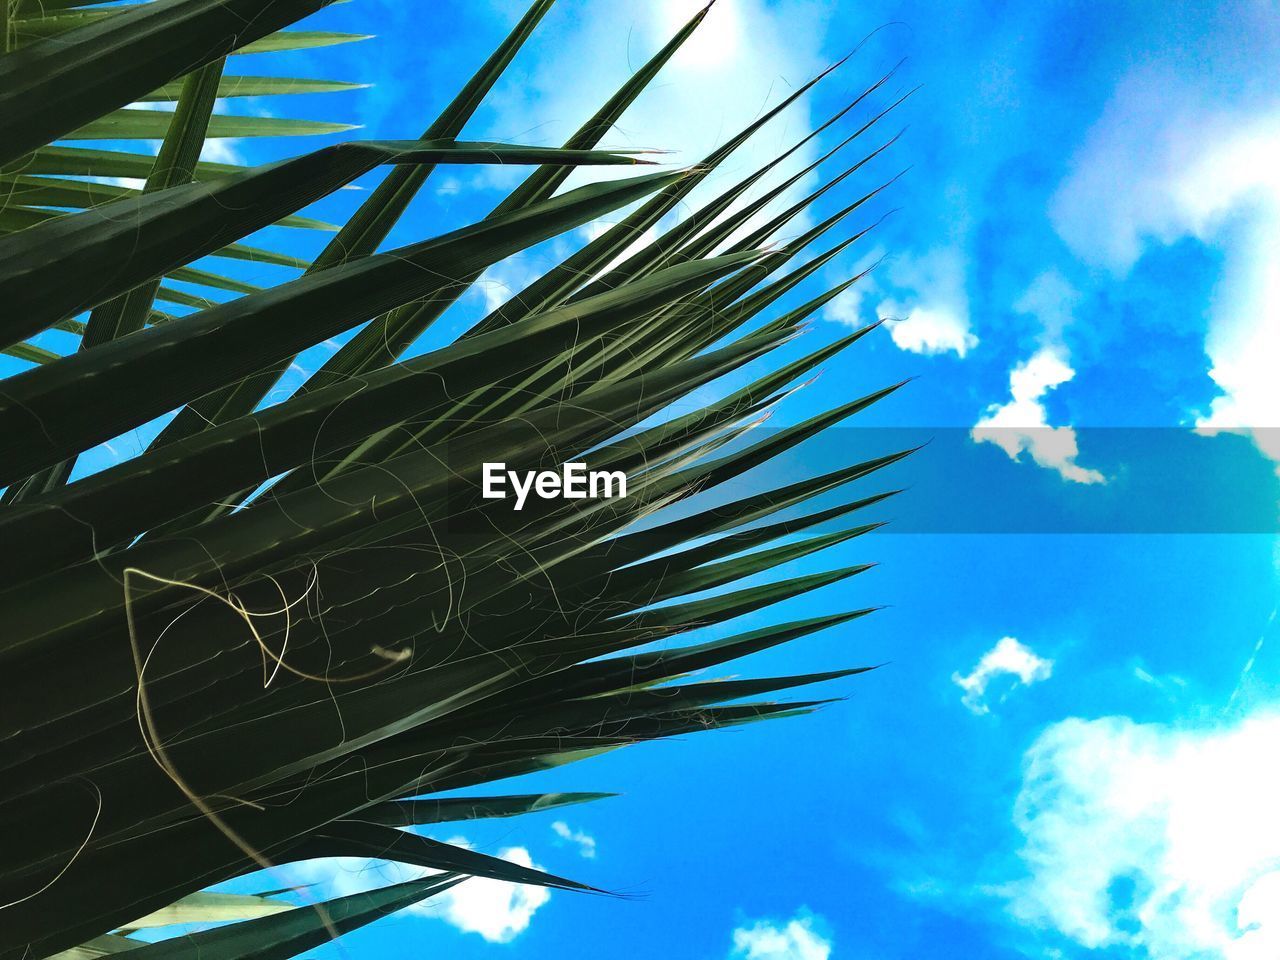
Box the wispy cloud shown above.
[1050,46,1280,470]
[550,820,597,859]
[821,246,885,328]
[731,912,832,960]
[952,636,1053,715]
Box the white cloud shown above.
[550,820,597,859]
[952,636,1053,715]
[732,913,832,960]
[823,289,864,327]
[1013,270,1080,344]
[1050,66,1280,468]
[879,301,977,356]
[1132,663,1188,699]
[199,138,244,166]
[475,253,543,315]
[972,346,1106,485]
[1007,710,1280,959]
[576,221,659,277]
[412,842,550,943]
[821,248,884,328]
[972,271,1103,484]
[96,175,147,190]
[875,248,977,357]
[279,837,551,944]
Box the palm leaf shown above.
[141,76,369,101]
[111,877,462,960]
[0,0,337,165]
[119,892,294,931]
[0,1,910,957]
[360,792,616,827]
[47,935,144,960]
[0,141,655,349]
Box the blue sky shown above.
[12,1,1280,958]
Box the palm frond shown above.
[0,1,908,957]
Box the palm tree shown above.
[0,1,909,957]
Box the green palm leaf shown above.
[0,0,337,165]
[0,141,658,348]
[119,892,294,931]
[0,0,910,957]
[110,877,462,960]
[142,76,369,100]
